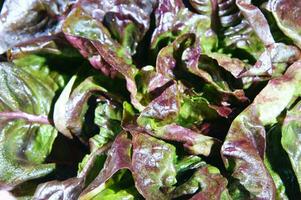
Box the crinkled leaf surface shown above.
[0,0,74,54]
[137,83,220,156]
[1,0,301,199]
[131,132,177,200]
[152,0,217,52]
[172,163,231,200]
[222,60,301,199]
[80,132,132,200]
[268,0,301,48]
[62,1,157,110]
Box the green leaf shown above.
[282,100,301,190]
[0,62,60,187]
[90,100,122,151]
[265,124,300,199]
[89,170,141,200]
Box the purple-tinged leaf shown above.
[159,124,216,156]
[0,0,74,54]
[173,164,230,200]
[267,0,301,48]
[64,35,119,78]
[79,132,132,199]
[54,76,107,139]
[131,132,177,200]
[156,33,247,101]
[239,43,300,79]
[218,0,300,79]
[91,40,143,110]
[34,143,112,200]
[205,52,248,79]
[222,60,301,199]
[54,72,125,149]
[137,84,219,156]
[218,0,268,59]
[63,7,144,110]
[78,0,156,55]
[236,0,275,46]
[136,66,173,106]
[152,0,217,52]
[33,177,84,200]
[7,36,69,59]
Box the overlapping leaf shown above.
[0,0,301,199]
[221,60,301,199]
[0,62,60,187]
[0,0,74,54]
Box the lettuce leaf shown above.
[281,100,301,190]
[222,60,301,199]
[1,0,301,199]
[267,0,301,48]
[0,62,60,187]
[0,0,74,54]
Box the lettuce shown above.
[1,0,301,199]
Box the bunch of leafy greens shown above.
[0,0,301,199]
